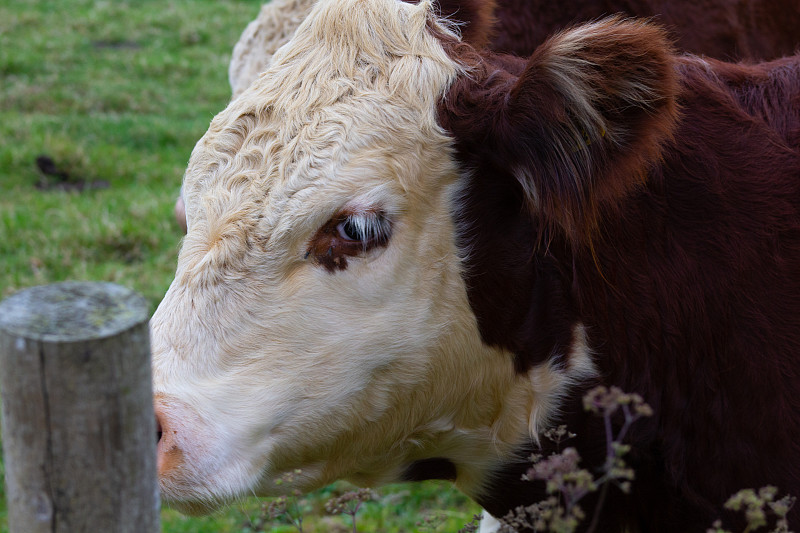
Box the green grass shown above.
[0,1,480,531]
[159,482,479,533]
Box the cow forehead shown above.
[176,0,468,288]
[181,0,463,245]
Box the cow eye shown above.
[306,210,392,271]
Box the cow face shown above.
[151,0,551,513]
[152,0,678,515]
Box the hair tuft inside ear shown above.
[502,17,680,242]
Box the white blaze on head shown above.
[151,0,594,513]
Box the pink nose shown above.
[154,405,183,477]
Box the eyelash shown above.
[336,212,391,246]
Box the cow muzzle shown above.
[153,397,188,487]
[153,393,222,513]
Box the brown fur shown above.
[437,18,800,531]
[441,17,680,242]
[490,0,800,61]
[425,0,498,49]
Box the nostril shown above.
[156,414,163,445]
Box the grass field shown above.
[0,1,480,530]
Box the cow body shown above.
[229,0,800,97]
[153,0,800,531]
[445,46,800,529]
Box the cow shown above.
[151,0,800,531]
[174,0,799,234]
[171,0,798,235]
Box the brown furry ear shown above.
[441,18,680,242]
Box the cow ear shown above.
[443,18,680,243]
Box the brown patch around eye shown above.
[305,208,391,272]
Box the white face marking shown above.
[229,0,316,98]
[151,0,595,513]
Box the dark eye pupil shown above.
[341,219,363,241]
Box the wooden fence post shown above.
[0,281,160,533]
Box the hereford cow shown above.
[173,0,797,234]
[175,0,799,231]
[151,0,800,531]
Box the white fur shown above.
[152,0,595,513]
[229,0,316,98]
[479,510,504,533]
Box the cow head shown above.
[151,0,677,514]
